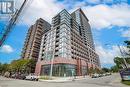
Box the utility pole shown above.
[117,45,128,69]
[49,49,55,79]
[0,0,29,47]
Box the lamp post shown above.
[49,49,55,79]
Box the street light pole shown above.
[49,49,55,79]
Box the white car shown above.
[25,74,39,81]
[92,74,99,78]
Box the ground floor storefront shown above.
[40,64,88,77]
[35,57,99,77]
[41,64,77,77]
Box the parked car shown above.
[10,74,16,78]
[10,73,26,79]
[106,73,112,76]
[25,73,39,81]
[102,73,107,76]
[18,74,27,80]
[92,74,99,78]
[98,74,103,77]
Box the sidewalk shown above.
[39,76,91,82]
[109,74,130,87]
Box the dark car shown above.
[11,73,27,80]
[120,68,130,81]
[18,74,27,80]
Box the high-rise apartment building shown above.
[71,9,95,49]
[35,9,100,76]
[21,18,51,61]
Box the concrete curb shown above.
[39,79,73,82]
[38,76,91,82]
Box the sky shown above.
[0,0,130,68]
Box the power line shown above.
[0,0,29,47]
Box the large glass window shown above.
[82,66,87,75]
[41,64,76,77]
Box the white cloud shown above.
[85,0,101,4]
[121,28,130,39]
[81,4,130,30]
[0,45,14,53]
[15,0,130,30]
[95,44,121,65]
[85,0,128,5]
[95,43,128,67]
[17,0,64,25]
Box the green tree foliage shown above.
[0,59,36,75]
[10,59,30,73]
[114,57,125,69]
[102,68,110,72]
[88,67,94,75]
[27,59,36,73]
[0,63,10,75]
[114,57,130,69]
[110,65,119,72]
[112,40,130,72]
[88,67,102,75]
[124,40,130,55]
[0,63,2,73]
[124,41,130,49]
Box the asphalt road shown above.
[0,73,129,87]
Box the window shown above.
[60,32,67,37]
[41,64,76,76]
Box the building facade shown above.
[35,9,100,77]
[21,18,51,61]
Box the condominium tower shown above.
[35,9,100,76]
[21,18,51,61]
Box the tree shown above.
[114,57,124,69]
[124,40,130,56]
[88,67,94,75]
[27,59,36,73]
[0,58,36,75]
[124,41,130,48]
[0,62,2,74]
[94,68,101,74]
[10,59,28,73]
[113,40,130,70]
[114,57,130,69]
[102,68,110,72]
[9,59,36,74]
[0,63,10,75]
[110,65,119,72]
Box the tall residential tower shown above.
[21,18,51,61]
[35,9,100,76]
